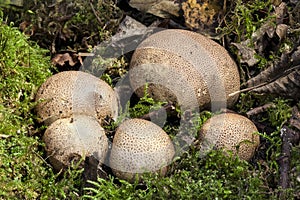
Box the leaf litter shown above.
[231,1,300,101]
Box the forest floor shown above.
[0,0,299,199]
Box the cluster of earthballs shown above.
[35,29,260,182]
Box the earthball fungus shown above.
[198,113,260,161]
[109,118,175,182]
[43,114,108,171]
[129,29,240,111]
[35,71,118,125]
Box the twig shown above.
[278,125,300,198]
[89,0,103,26]
[246,103,275,117]
[33,149,53,168]
[228,82,268,97]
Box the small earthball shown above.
[109,118,175,182]
[43,115,108,171]
[35,71,118,125]
[198,113,259,161]
[129,29,240,111]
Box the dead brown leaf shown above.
[129,0,180,18]
[52,53,77,67]
[275,2,288,24]
[236,46,300,100]
[251,69,300,100]
[232,43,259,67]
[230,45,300,100]
[234,2,289,62]
[276,24,288,41]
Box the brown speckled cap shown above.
[109,118,175,182]
[43,115,108,171]
[35,71,118,125]
[199,113,260,161]
[130,29,240,111]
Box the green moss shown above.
[0,10,84,199]
[84,150,266,199]
[266,98,292,128]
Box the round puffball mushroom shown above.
[129,29,240,111]
[35,71,118,125]
[109,118,175,182]
[43,115,108,171]
[198,113,259,161]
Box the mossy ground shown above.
[0,0,299,199]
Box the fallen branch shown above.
[246,103,275,117]
[278,125,300,198]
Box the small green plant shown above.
[235,92,273,114]
[101,84,167,133]
[220,0,273,42]
[89,55,128,85]
[129,84,166,119]
[266,98,292,128]
[83,176,151,199]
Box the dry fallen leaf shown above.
[246,47,300,87]
[231,46,300,100]
[52,52,77,67]
[232,43,259,67]
[129,0,180,18]
[251,69,300,100]
[95,16,153,59]
[232,2,289,67]
[276,24,288,41]
[275,2,287,24]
